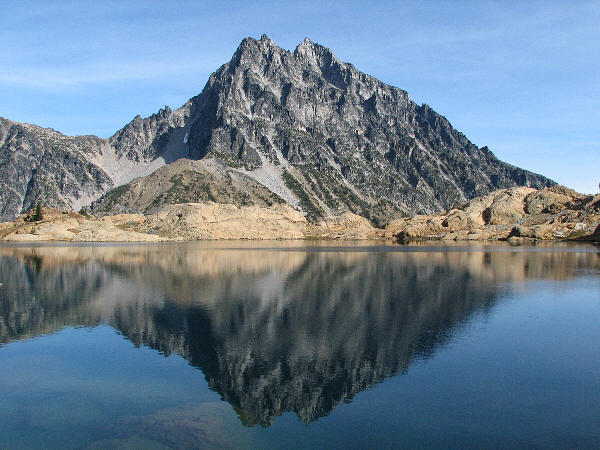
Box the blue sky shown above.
[1,1,598,193]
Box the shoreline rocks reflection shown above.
[0,243,598,426]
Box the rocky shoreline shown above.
[0,203,377,242]
[1,186,598,243]
[386,185,600,243]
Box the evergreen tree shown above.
[32,202,43,221]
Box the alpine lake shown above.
[0,241,599,449]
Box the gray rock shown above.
[0,118,113,221]
[0,104,190,221]
[184,36,553,224]
[1,36,555,224]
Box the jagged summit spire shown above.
[231,35,337,66]
[293,36,338,64]
[295,36,316,52]
[237,34,276,48]
[231,34,279,61]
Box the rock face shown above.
[1,35,554,224]
[386,186,600,241]
[0,105,190,222]
[0,117,112,221]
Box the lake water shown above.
[0,241,599,449]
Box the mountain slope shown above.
[0,105,190,221]
[90,157,284,215]
[0,117,110,220]
[181,35,552,224]
[2,35,554,223]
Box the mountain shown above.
[1,35,554,224]
[0,106,189,222]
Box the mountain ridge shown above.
[1,35,554,223]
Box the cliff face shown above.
[182,35,553,224]
[1,35,554,223]
[0,105,189,221]
[0,117,112,220]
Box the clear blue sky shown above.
[1,1,598,193]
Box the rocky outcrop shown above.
[0,204,377,241]
[0,208,162,242]
[387,186,600,242]
[140,202,309,240]
[308,212,376,239]
[1,35,554,223]
[2,185,597,242]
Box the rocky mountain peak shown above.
[229,35,282,69]
[237,35,275,51]
[294,36,341,68]
[260,33,272,43]
[1,35,555,223]
[294,36,316,53]
[181,35,554,224]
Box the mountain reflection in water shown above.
[0,243,598,427]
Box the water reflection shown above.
[0,243,598,427]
